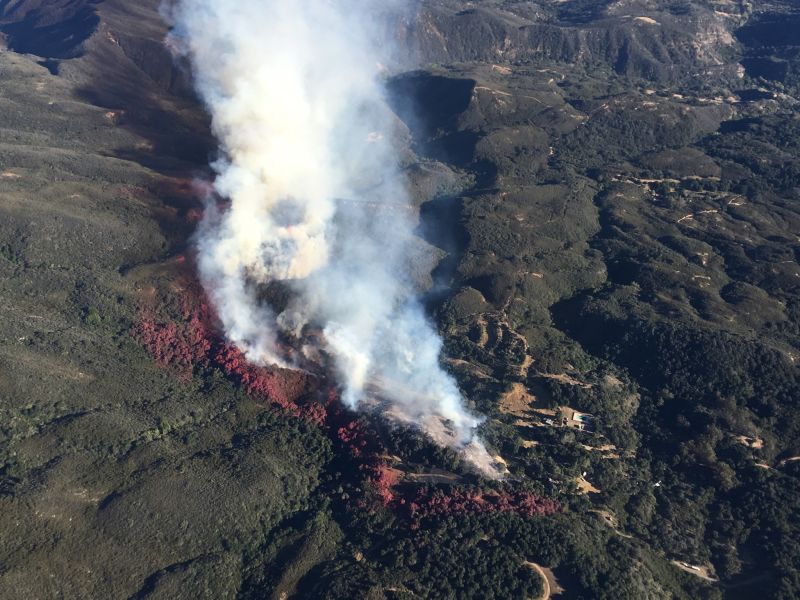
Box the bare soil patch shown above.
[671,560,718,582]
[500,382,537,417]
[576,476,600,495]
[735,435,764,449]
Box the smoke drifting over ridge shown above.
[166,0,500,476]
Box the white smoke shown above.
[166,0,501,477]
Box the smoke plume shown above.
[166,0,501,477]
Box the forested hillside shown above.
[0,0,798,598]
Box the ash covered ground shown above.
[1,1,800,598]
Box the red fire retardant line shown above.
[132,291,559,519]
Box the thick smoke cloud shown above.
[166,0,501,476]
